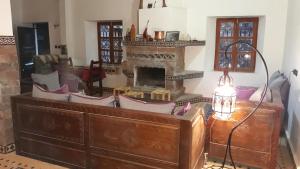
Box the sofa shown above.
[11,94,206,169]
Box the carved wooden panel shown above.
[190,115,205,168]
[19,137,86,168]
[210,109,274,152]
[91,154,160,169]
[16,104,85,144]
[89,114,180,163]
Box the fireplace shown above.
[122,41,205,100]
[135,67,165,88]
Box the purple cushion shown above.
[175,102,192,116]
[235,86,258,100]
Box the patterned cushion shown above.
[70,93,115,107]
[31,71,60,90]
[32,84,69,101]
[119,95,176,114]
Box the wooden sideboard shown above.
[206,102,283,169]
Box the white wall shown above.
[282,0,300,167]
[64,0,138,87]
[0,0,13,35]
[184,0,288,97]
[11,0,61,54]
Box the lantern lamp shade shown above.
[212,71,236,120]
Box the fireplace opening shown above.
[136,67,165,88]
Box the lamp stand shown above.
[221,41,269,168]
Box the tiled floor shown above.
[0,138,296,169]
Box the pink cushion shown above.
[49,84,69,94]
[235,86,258,100]
[32,84,69,101]
[175,102,191,116]
[119,95,176,114]
[70,93,115,107]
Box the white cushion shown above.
[119,95,176,114]
[249,85,272,102]
[269,70,281,84]
[269,76,286,90]
[31,71,60,90]
[32,84,69,101]
[70,93,115,107]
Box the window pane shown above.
[113,39,122,50]
[237,53,252,69]
[218,53,232,68]
[114,51,122,64]
[238,39,253,52]
[102,51,110,63]
[239,22,254,37]
[220,22,234,37]
[101,39,110,50]
[100,25,110,37]
[219,39,233,52]
[113,25,123,37]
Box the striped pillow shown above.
[119,95,176,114]
[70,93,115,107]
[32,84,69,101]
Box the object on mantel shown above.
[154,31,165,41]
[143,20,150,40]
[123,40,206,47]
[130,24,136,42]
[139,0,143,9]
[162,0,167,7]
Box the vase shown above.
[162,0,167,7]
[139,0,143,9]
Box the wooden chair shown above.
[87,60,104,96]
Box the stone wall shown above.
[0,36,20,154]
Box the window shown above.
[97,21,123,64]
[214,18,259,72]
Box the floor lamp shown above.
[212,40,269,168]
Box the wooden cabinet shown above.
[207,102,282,169]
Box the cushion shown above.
[269,70,281,84]
[60,73,81,92]
[119,95,176,114]
[50,84,69,94]
[32,84,69,101]
[280,79,290,108]
[70,93,115,107]
[269,75,286,90]
[235,86,258,100]
[175,102,191,116]
[249,85,272,102]
[31,71,60,90]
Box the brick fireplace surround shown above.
[0,36,20,154]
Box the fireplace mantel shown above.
[123,40,205,47]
